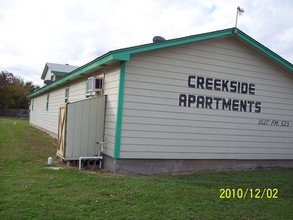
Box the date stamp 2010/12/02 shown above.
[219,188,278,199]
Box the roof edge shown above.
[112,28,234,56]
[29,28,234,98]
[29,27,292,98]
[41,63,49,80]
[51,71,69,75]
[28,54,124,98]
[235,29,293,71]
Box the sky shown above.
[0,0,292,86]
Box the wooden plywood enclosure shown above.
[57,96,106,159]
[57,103,67,157]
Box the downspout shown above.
[113,61,126,159]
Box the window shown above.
[46,94,49,111]
[86,76,104,97]
[86,77,94,93]
[31,99,34,111]
[95,77,103,90]
[65,87,69,103]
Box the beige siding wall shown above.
[121,37,293,159]
[29,87,64,137]
[103,66,119,156]
[69,79,86,102]
[44,69,51,81]
[30,66,120,157]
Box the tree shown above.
[0,71,39,109]
[25,81,40,94]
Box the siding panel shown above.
[69,80,86,102]
[121,37,293,159]
[103,67,119,156]
[29,87,64,136]
[30,66,120,158]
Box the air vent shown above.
[153,36,166,43]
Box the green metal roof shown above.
[28,27,293,98]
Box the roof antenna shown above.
[235,6,244,29]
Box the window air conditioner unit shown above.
[86,76,103,94]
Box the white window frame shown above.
[65,87,69,103]
[46,94,49,111]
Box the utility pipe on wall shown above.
[78,141,105,171]
[78,156,103,171]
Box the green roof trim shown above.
[51,71,68,75]
[235,29,293,71]
[108,28,233,57]
[28,54,122,97]
[28,27,292,98]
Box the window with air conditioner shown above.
[86,76,103,96]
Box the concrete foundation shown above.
[103,155,293,174]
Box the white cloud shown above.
[0,0,292,86]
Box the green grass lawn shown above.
[0,117,292,219]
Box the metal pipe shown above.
[78,156,102,171]
[235,6,244,28]
[96,141,105,157]
[78,141,106,170]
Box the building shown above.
[41,62,79,83]
[28,28,293,173]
